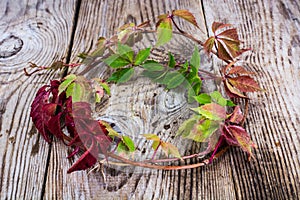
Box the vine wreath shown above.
[26,10,262,173]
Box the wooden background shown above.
[0,0,299,199]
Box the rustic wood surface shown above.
[0,0,299,199]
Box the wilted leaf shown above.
[156,18,172,46]
[172,10,199,28]
[134,47,151,65]
[228,76,262,92]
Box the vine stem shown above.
[107,146,229,170]
[62,133,229,170]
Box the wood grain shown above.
[0,0,299,199]
[203,0,300,199]
[0,0,77,199]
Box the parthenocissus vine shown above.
[26,9,262,173]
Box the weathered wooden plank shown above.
[0,0,77,199]
[44,0,238,199]
[203,0,300,199]
[0,0,299,199]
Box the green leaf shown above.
[156,18,172,47]
[152,140,160,150]
[102,121,120,138]
[227,100,236,107]
[176,116,198,137]
[188,119,220,142]
[142,70,167,83]
[194,93,212,104]
[71,82,84,102]
[117,43,134,62]
[134,47,151,65]
[93,79,111,95]
[104,54,131,68]
[163,71,185,89]
[107,68,134,83]
[210,91,227,106]
[168,52,176,68]
[188,81,202,103]
[190,46,200,69]
[122,136,135,152]
[58,74,77,95]
[141,60,164,71]
[142,133,160,141]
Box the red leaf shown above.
[229,106,244,124]
[219,38,240,58]
[224,79,248,98]
[223,125,256,159]
[172,10,199,28]
[47,113,65,141]
[217,41,233,61]
[227,66,255,75]
[217,28,239,41]
[30,85,53,143]
[212,22,232,34]
[67,141,98,173]
[228,76,262,92]
[203,36,215,54]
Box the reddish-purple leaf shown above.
[30,85,52,143]
[67,141,98,173]
[228,76,262,92]
[47,113,65,141]
[223,125,256,160]
[172,10,199,28]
